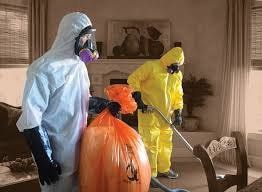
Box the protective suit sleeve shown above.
[17,73,53,132]
[173,71,184,110]
[127,61,152,92]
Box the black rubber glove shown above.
[132,91,148,113]
[172,109,183,126]
[107,101,121,117]
[89,96,109,114]
[167,64,179,74]
[89,96,121,117]
[23,127,61,185]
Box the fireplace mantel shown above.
[87,59,150,97]
[87,59,150,75]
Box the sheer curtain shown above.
[28,0,47,62]
[218,0,251,164]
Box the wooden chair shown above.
[193,131,248,192]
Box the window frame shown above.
[251,1,262,70]
[0,2,29,68]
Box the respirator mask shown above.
[167,63,179,74]
[74,26,99,63]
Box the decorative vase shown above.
[182,116,200,131]
[148,39,164,58]
[121,34,140,56]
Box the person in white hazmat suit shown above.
[16,12,121,192]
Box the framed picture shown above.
[107,20,171,59]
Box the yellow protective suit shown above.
[127,47,184,177]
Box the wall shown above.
[248,133,262,168]
[0,67,27,106]
[46,0,227,132]
[246,70,262,134]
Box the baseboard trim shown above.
[249,155,262,169]
[214,161,262,179]
[173,157,199,163]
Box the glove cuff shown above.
[132,91,146,109]
[23,126,54,164]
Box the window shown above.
[247,2,262,133]
[0,2,29,66]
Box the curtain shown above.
[218,0,251,164]
[28,0,47,63]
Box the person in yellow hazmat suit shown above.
[127,47,184,184]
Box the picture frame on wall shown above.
[107,20,171,59]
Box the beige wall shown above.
[46,0,227,132]
[0,67,27,106]
[246,70,262,133]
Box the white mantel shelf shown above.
[90,58,151,64]
[87,59,150,97]
[87,59,150,75]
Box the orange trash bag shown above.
[79,84,151,192]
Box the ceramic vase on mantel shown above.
[182,116,200,131]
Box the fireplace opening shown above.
[110,79,127,85]
[109,79,138,129]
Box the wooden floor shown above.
[150,162,261,192]
[0,161,261,192]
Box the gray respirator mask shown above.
[74,26,99,63]
[167,64,179,74]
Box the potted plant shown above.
[182,74,213,131]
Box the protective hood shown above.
[160,47,184,67]
[28,12,92,89]
[51,12,92,58]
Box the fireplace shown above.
[110,78,127,85]
[87,59,146,96]
[87,59,147,128]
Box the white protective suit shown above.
[17,12,92,192]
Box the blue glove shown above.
[107,101,121,117]
[89,96,121,117]
[23,127,61,185]
[132,91,148,113]
[89,96,109,114]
